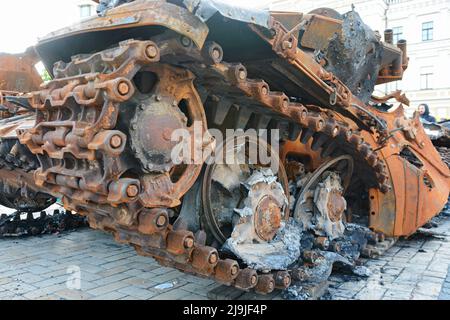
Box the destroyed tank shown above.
[0,0,449,294]
[0,51,56,212]
[0,52,87,236]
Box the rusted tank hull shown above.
[0,51,42,93]
[0,0,448,294]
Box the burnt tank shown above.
[0,0,449,294]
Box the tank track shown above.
[0,208,87,238]
[437,147,450,168]
[0,134,87,237]
[0,131,55,211]
[15,36,389,294]
[0,134,39,172]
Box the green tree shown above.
[40,69,52,82]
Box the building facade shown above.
[267,0,450,120]
[75,0,97,19]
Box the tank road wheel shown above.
[127,63,211,208]
[294,155,354,240]
[200,134,304,271]
[201,134,290,245]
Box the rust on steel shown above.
[0,0,448,295]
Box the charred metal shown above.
[0,0,448,296]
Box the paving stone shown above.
[91,291,127,300]
[2,215,450,301]
[354,287,387,300]
[149,288,191,300]
[380,266,404,276]
[383,290,412,300]
[31,275,69,288]
[150,270,184,283]
[117,286,157,299]
[0,277,12,286]
[439,294,450,300]
[414,282,443,296]
[411,293,438,300]
[93,273,131,286]
[421,275,446,284]
[86,281,129,296]
[55,289,93,300]
[181,294,208,300]
[328,288,357,298]
[338,280,367,292]
[423,270,448,279]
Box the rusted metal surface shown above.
[0,0,448,296]
[0,51,42,93]
[0,51,42,121]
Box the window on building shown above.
[420,66,433,90]
[392,27,403,44]
[80,4,93,18]
[422,21,433,41]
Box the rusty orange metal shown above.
[0,0,448,295]
[0,51,42,93]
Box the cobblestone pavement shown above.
[328,217,450,300]
[1,214,450,300]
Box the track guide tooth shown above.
[288,123,301,141]
[254,114,272,130]
[300,128,314,144]
[211,98,233,126]
[321,140,338,158]
[194,230,207,246]
[311,133,329,151]
[234,107,253,129]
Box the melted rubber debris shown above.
[0,208,87,238]
[223,169,301,271]
[223,167,377,297]
[223,219,303,271]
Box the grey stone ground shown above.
[328,217,450,300]
[0,215,450,300]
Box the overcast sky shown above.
[1,1,78,53]
[0,0,270,54]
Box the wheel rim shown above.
[201,134,290,244]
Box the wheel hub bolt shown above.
[118,81,130,96]
[261,86,268,95]
[212,48,221,60]
[231,265,239,276]
[110,135,123,148]
[126,184,139,198]
[209,253,218,264]
[181,36,191,47]
[318,120,324,130]
[183,237,194,249]
[156,214,167,228]
[238,70,247,80]
[145,45,158,59]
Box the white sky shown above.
[0,0,269,54]
[1,1,79,53]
